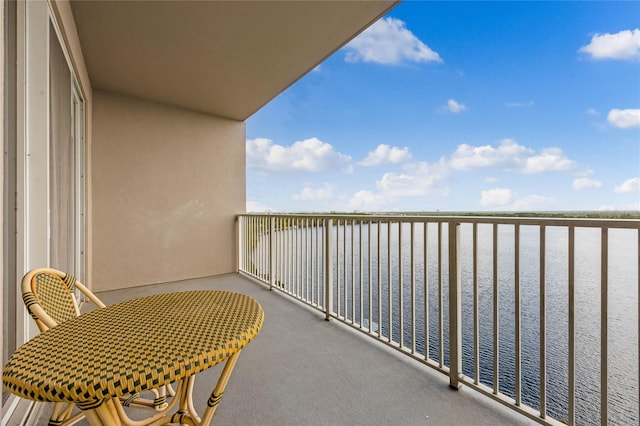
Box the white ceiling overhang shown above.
[70,0,398,121]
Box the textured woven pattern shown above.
[3,290,264,408]
[32,272,78,325]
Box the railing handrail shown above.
[238,213,640,229]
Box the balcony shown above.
[31,213,639,426]
[238,213,640,426]
[34,273,534,426]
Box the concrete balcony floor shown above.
[35,273,536,426]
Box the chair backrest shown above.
[21,268,106,332]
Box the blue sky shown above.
[246,1,640,213]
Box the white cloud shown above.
[481,190,555,211]
[292,183,334,201]
[246,137,352,173]
[446,99,467,113]
[599,203,640,211]
[346,159,450,211]
[615,177,640,193]
[359,144,413,166]
[449,139,532,170]
[449,139,578,174]
[344,17,442,65]
[480,188,515,207]
[376,160,449,197]
[573,177,603,190]
[505,101,535,108]
[508,195,555,211]
[579,29,640,61]
[347,190,389,212]
[246,200,270,212]
[607,108,640,128]
[522,148,576,174]
[586,108,600,116]
[484,177,498,183]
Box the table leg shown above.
[199,350,242,426]
[92,401,120,426]
[83,409,103,425]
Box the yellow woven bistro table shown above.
[3,290,264,426]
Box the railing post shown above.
[448,221,462,389]
[236,216,242,273]
[324,218,333,321]
[269,216,275,291]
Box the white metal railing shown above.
[237,213,640,426]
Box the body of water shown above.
[262,221,639,425]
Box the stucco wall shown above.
[91,90,245,291]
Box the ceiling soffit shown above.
[70,1,398,121]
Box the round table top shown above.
[3,290,264,408]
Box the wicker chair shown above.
[21,268,174,426]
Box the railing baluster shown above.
[449,221,461,389]
[411,221,416,355]
[388,221,393,343]
[424,221,429,361]
[269,217,275,290]
[289,218,293,293]
[438,221,443,368]
[300,218,309,301]
[336,220,341,317]
[308,219,312,299]
[292,218,295,291]
[315,219,319,305]
[368,221,372,333]
[568,225,575,425]
[515,224,521,407]
[238,216,243,272]
[254,216,258,277]
[344,220,348,319]
[493,223,499,395]
[279,218,284,289]
[298,219,302,296]
[399,221,404,348]
[258,217,262,278]
[282,218,286,290]
[352,220,355,323]
[298,217,302,296]
[360,220,364,327]
[324,218,333,320]
[254,215,258,277]
[378,221,382,339]
[601,227,608,426]
[473,222,479,385]
[246,216,250,275]
[540,224,547,419]
[289,217,293,293]
[282,218,286,291]
[239,216,243,272]
[246,215,250,275]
